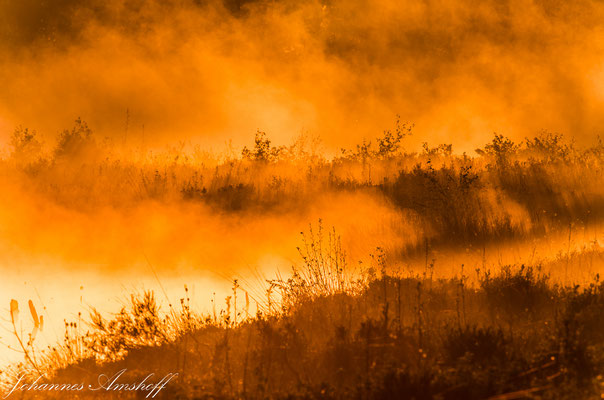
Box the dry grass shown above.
[5,121,604,249]
[2,227,604,399]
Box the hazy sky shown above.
[1,0,604,153]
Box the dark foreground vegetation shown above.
[4,229,604,399]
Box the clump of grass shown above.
[269,221,366,311]
[479,264,555,323]
[7,300,44,374]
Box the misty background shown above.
[1,0,604,153]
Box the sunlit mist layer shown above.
[2,0,604,152]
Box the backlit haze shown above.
[2,0,604,152]
[2,0,604,367]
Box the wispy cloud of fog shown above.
[1,0,604,152]
[0,172,410,274]
[3,0,604,368]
